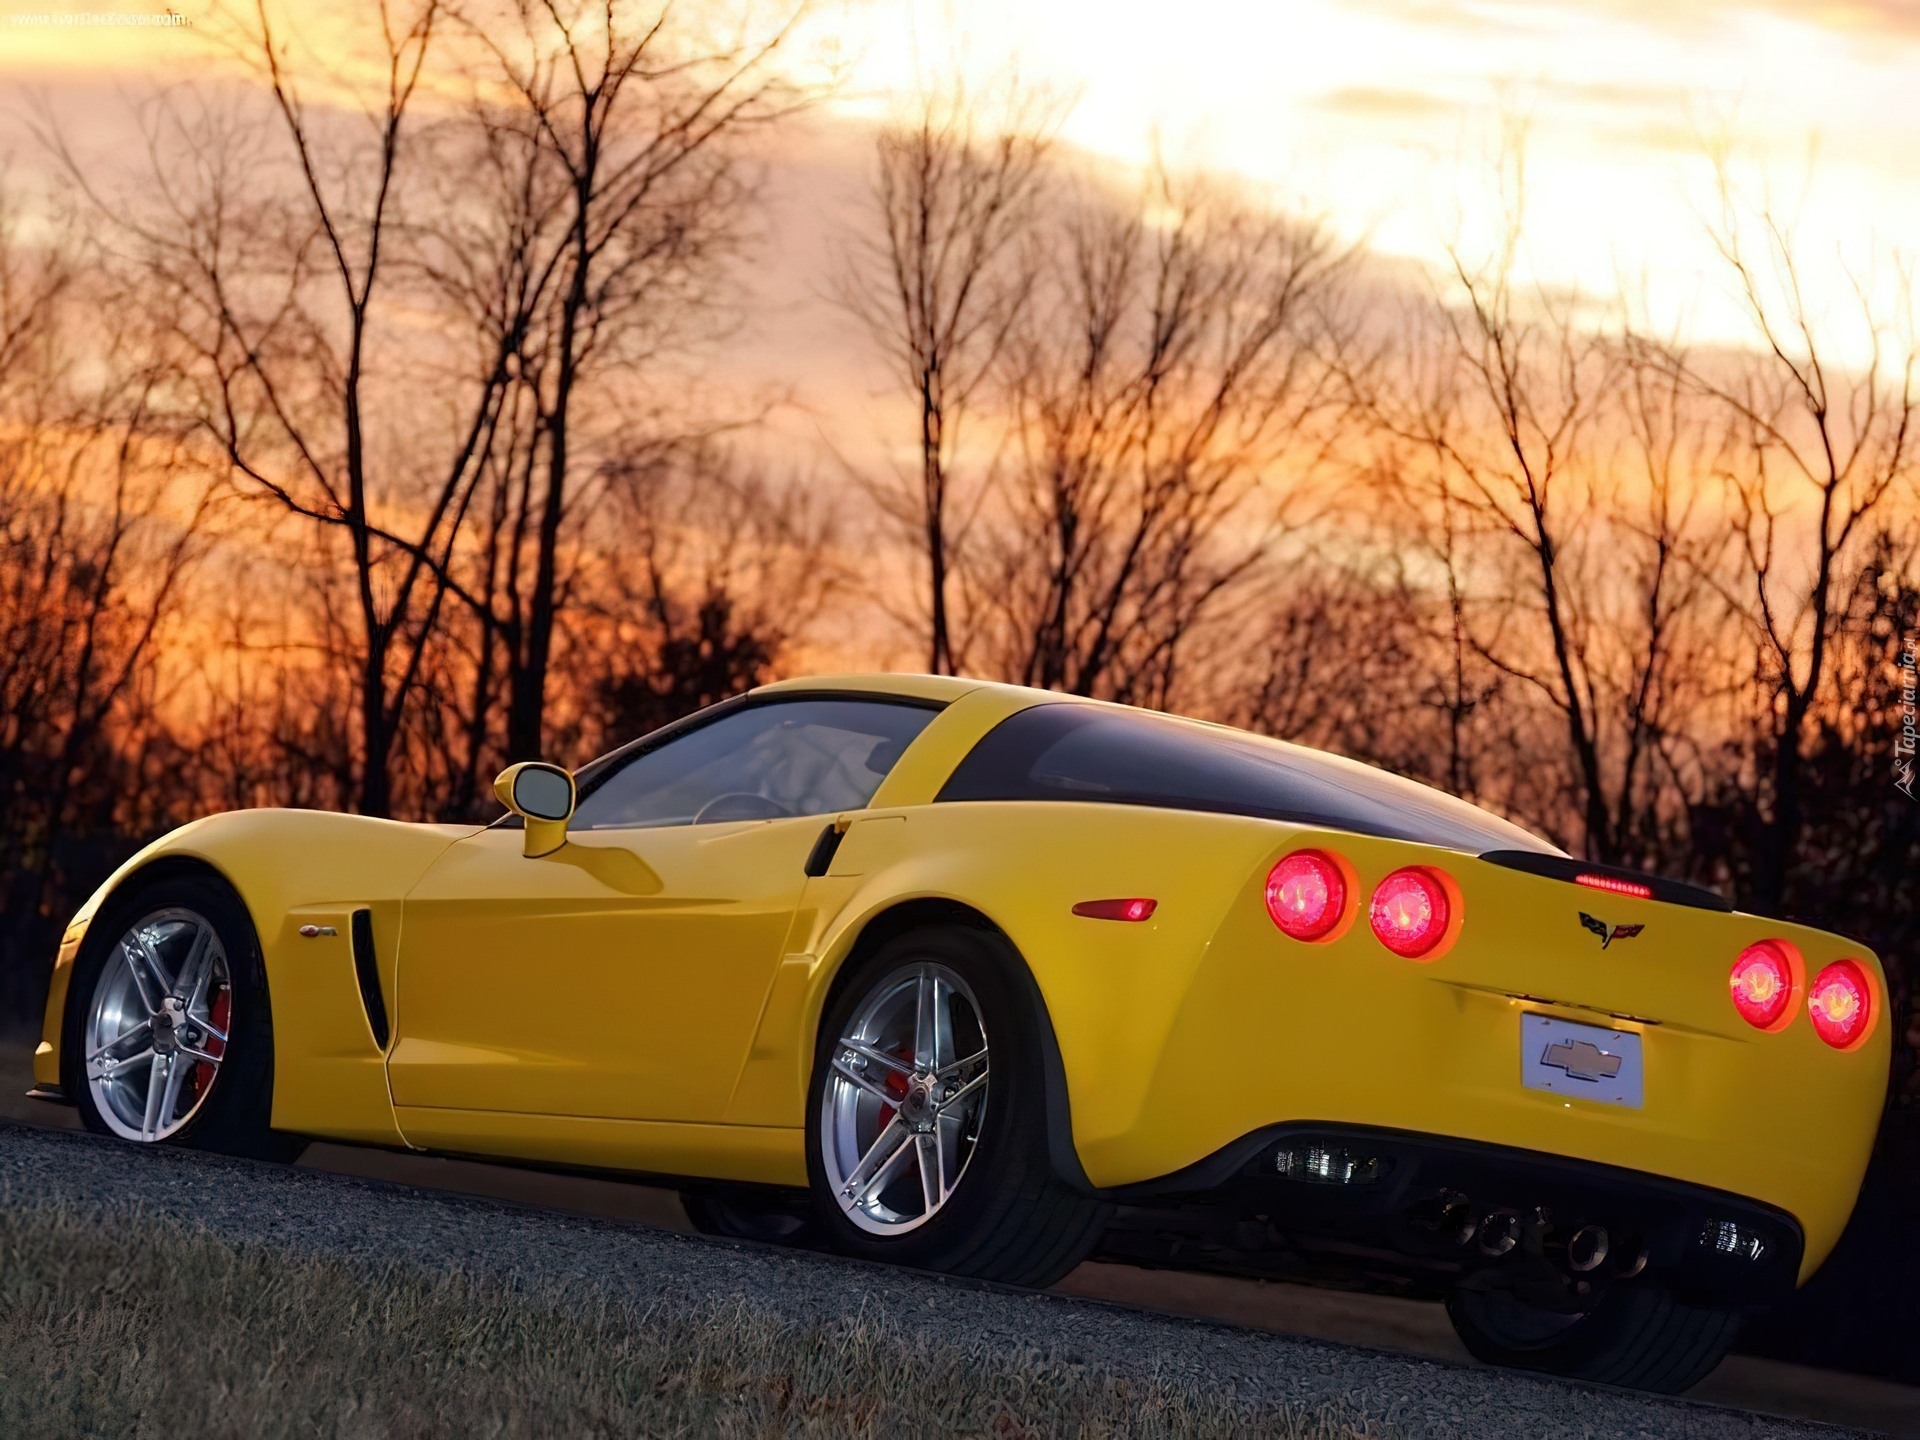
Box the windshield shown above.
[571,698,937,830]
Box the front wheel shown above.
[805,925,1110,1288]
[65,872,305,1163]
[1447,1283,1742,1393]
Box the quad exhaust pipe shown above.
[1477,1210,1521,1255]
[1463,1207,1643,1277]
[1413,1198,1651,1282]
[1567,1224,1609,1272]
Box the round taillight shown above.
[1728,942,1796,1031]
[1808,960,1873,1050]
[1265,850,1347,941]
[1370,867,1452,959]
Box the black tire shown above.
[804,924,1111,1288]
[680,1182,820,1246]
[64,870,307,1164]
[1447,1283,1742,1393]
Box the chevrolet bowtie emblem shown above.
[1541,1038,1624,1083]
[1580,912,1644,949]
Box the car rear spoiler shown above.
[1478,850,1734,913]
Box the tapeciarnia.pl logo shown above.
[1898,638,1916,801]
[8,11,191,26]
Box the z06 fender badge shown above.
[1579,912,1643,949]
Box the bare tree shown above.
[65,0,804,811]
[58,1,516,816]
[1430,230,1620,854]
[1348,138,1720,863]
[0,199,215,1016]
[463,0,807,762]
[1411,451,1503,807]
[583,442,842,748]
[1222,557,1433,760]
[980,169,1352,708]
[1607,336,1736,867]
[1666,170,1920,907]
[837,73,1061,673]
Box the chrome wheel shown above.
[84,907,231,1142]
[820,962,989,1235]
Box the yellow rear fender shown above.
[785,882,1148,1198]
[790,890,1105,1188]
[38,810,480,1144]
[766,803,1280,1178]
[765,801,1887,1285]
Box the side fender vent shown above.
[349,908,391,1050]
[803,823,845,877]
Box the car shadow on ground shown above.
[4,1034,1915,1438]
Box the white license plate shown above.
[1521,1015,1643,1109]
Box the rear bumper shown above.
[1099,1123,1804,1310]
[1055,828,1886,1283]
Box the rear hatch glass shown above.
[937,703,1560,857]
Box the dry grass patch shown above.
[0,1202,1392,1439]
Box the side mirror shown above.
[493,761,576,858]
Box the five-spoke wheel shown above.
[820,962,990,1234]
[65,873,304,1162]
[84,907,232,1142]
[805,925,1111,1287]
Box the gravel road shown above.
[0,1122,1874,1440]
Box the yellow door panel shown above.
[390,819,820,1122]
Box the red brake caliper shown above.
[877,1045,914,1130]
[194,987,230,1097]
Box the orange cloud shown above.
[1345,0,1920,39]
[1313,86,1459,119]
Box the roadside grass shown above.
[0,1202,1392,1439]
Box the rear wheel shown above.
[1447,1283,1742,1393]
[65,873,305,1163]
[805,925,1110,1287]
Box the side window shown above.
[571,699,938,830]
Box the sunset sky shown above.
[5,0,1918,350]
[829,0,1920,349]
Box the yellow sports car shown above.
[31,675,1888,1392]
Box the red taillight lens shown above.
[1370,867,1452,958]
[1072,897,1157,922]
[1265,850,1347,941]
[1808,960,1873,1050]
[1728,942,1795,1031]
